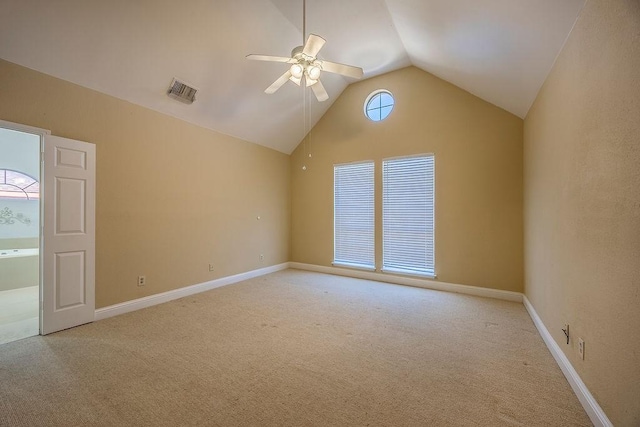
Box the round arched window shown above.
[364,90,394,122]
[0,169,40,200]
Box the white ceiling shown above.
[0,0,584,154]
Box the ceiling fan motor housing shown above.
[290,47,322,81]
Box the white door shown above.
[41,135,95,335]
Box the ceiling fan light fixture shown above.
[305,77,318,87]
[307,65,321,80]
[290,63,304,79]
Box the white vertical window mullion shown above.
[334,162,375,270]
[382,155,435,277]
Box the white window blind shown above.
[382,155,435,277]
[334,162,375,269]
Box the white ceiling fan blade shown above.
[302,34,326,57]
[265,70,292,94]
[320,60,364,79]
[310,79,329,102]
[246,54,295,63]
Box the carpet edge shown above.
[523,296,612,427]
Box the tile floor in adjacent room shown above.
[0,286,39,345]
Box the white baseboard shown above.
[289,262,522,302]
[94,263,289,321]
[523,296,612,427]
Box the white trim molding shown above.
[95,263,289,321]
[523,296,612,427]
[289,262,522,302]
[0,119,51,136]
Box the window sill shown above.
[381,267,437,280]
[332,262,376,272]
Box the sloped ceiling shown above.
[0,0,584,154]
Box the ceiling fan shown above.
[246,1,363,102]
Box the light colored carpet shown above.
[0,269,591,426]
[0,286,39,345]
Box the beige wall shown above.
[291,66,524,292]
[524,1,640,425]
[0,59,291,308]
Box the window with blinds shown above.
[333,162,375,270]
[382,155,435,277]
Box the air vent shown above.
[167,78,197,104]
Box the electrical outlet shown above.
[578,338,585,360]
[259,254,264,261]
[137,275,146,287]
[209,264,215,272]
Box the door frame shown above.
[0,119,51,335]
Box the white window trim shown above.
[332,262,376,272]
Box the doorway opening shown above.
[0,126,41,345]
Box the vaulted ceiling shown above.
[0,0,585,154]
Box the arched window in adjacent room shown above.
[0,169,40,200]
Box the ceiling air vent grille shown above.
[167,78,197,104]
